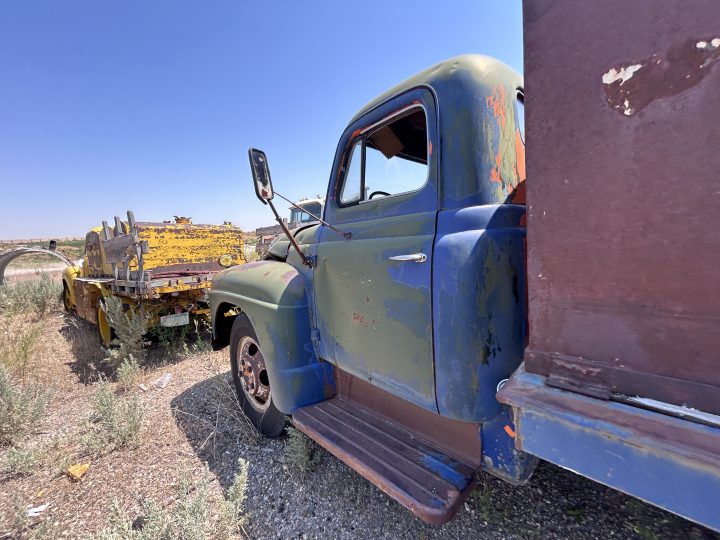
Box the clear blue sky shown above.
[0,1,523,238]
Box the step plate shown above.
[293,398,476,525]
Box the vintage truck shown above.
[255,197,325,257]
[63,212,246,345]
[209,2,720,531]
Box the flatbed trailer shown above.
[64,211,246,345]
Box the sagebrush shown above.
[0,275,61,318]
[102,297,149,369]
[0,320,42,377]
[0,364,51,446]
[116,357,140,391]
[284,426,323,476]
[2,445,41,476]
[93,460,250,540]
[84,380,143,453]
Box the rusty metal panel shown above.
[334,369,482,468]
[293,395,476,525]
[523,0,720,413]
[101,233,136,264]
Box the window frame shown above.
[516,89,525,144]
[336,103,430,209]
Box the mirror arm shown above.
[273,191,351,240]
[268,200,312,267]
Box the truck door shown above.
[314,89,439,412]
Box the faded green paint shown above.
[212,261,306,307]
[314,210,437,412]
[209,260,332,413]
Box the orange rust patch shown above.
[485,86,508,131]
[504,425,516,438]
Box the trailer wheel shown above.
[229,315,286,437]
[97,303,113,347]
[62,283,73,312]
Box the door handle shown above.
[388,253,427,263]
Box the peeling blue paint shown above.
[421,453,471,491]
[433,204,527,422]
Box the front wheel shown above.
[229,315,286,437]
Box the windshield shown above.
[290,202,322,224]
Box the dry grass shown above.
[283,426,323,477]
[0,277,260,538]
[0,364,52,447]
[92,461,249,540]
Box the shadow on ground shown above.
[59,311,212,383]
[59,313,107,383]
[171,371,265,490]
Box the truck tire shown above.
[62,283,73,312]
[229,315,286,437]
[97,302,113,347]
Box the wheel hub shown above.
[237,336,270,411]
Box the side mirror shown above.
[248,147,274,203]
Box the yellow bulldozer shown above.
[62,211,246,345]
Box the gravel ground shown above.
[174,365,718,540]
[1,311,718,539]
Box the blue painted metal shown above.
[433,204,527,422]
[498,368,720,532]
[480,405,537,485]
[209,261,333,414]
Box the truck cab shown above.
[210,55,527,524]
[210,45,720,531]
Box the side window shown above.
[340,139,363,204]
[339,107,428,205]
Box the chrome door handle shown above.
[388,253,427,263]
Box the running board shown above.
[292,397,476,525]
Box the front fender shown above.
[209,261,333,413]
[62,265,81,309]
